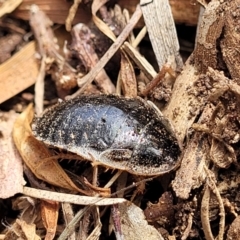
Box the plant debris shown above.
[1,0,240,239]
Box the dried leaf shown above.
[120,51,137,97]
[92,0,116,41]
[41,200,59,240]
[0,111,25,198]
[114,201,164,240]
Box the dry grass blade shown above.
[201,184,214,240]
[92,0,116,41]
[203,166,225,240]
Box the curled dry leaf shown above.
[41,200,59,240]
[91,0,116,42]
[12,104,109,196]
[114,201,164,240]
[65,0,82,32]
[0,110,25,198]
[4,219,41,240]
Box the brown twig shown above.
[141,64,175,96]
[68,4,142,99]
[71,23,115,94]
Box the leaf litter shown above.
[0,0,240,239]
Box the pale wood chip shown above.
[0,41,38,104]
[23,187,126,206]
[140,0,183,70]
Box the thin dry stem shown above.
[34,56,46,116]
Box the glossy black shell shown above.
[31,95,181,176]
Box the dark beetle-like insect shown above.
[31,95,181,176]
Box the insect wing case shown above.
[31,95,181,176]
